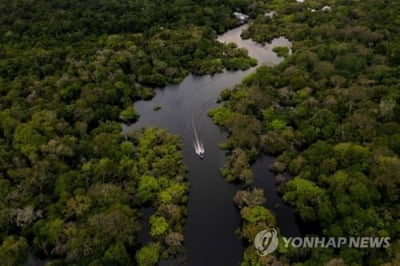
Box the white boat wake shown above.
[187,116,205,159]
[186,82,219,159]
[193,123,204,159]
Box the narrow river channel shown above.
[123,24,298,266]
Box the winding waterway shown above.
[123,24,298,266]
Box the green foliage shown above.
[208,107,236,127]
[0,236,28,266]
[119,106,138,122]
[372,156,400,202]
[153,104,162,111]
[103,241,130,265]
[0,114,187,266]
[137,175,160,203]
[268,119,287,131]
[282,178,326,222]
[273,46,290,58]
[150,216,169,238]
[333,142,370,171]
[214,0,400,264]
[2,0,400,265]
[158,182,188,205]
[220,148,253,183]
[240,206,276,225]
[224,57,257,70]
[234,189,278,264]
[136,244,160,266]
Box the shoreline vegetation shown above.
[210,0,400,265]
[0,0,257,265]
[0,0,399,265]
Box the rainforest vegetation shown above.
[0,0,256,265]
[210,0,400,265]
[2,0,400,265]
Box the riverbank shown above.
[124,23,295,265]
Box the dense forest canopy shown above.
[2,0,400,265]
[0,0,256,265]
[211,0,400,265]
[0,0,256,87]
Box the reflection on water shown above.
[252,156,301,237]
[123,24,295,265]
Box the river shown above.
[123,24,298,266]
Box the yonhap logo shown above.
[254,228,279,256]
[254,228,391,257]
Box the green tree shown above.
[240,206,276,225]
[150,215,169,238]
[282,178,326,222]
[137,175,160,203]
[103,241,130,265]
[136,244,160,266]
[0,236,28,266]
[119,106,138,122]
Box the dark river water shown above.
[123,24,299,266]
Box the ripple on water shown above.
[123,24,297,265]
